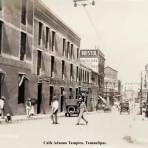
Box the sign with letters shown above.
[80,50,98,57]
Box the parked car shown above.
[103,105,111,112]
[120,102,130,114]
[65,99,80,117]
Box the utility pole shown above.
[140,72,143,115]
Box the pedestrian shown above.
[25,99,32,118]
[51,96,59,124]
[76,96,88,125]
[0,96,6,119]
[5,113,12,123]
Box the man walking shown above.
[51,96,59,124]
[76,96,88,125]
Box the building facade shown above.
[104,66,118,105]
[80,49,105,96]
[0,0,100,115]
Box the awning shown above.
[0,68,6,81]
[98,95,107,105]
[0,68,6,74]
[18,73,29,87]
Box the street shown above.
[0,108,148,148]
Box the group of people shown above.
[0,95,88,125]
[51,95,88,125]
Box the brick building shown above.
[0,0,101,115]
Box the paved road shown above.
[0,110,148,148]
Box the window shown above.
[37,50,42,75]
[51,56,55,77]
[76,66,79,82]
[20,32,26,61]
[21,0,27,25]
[67,41,70,59]
[70,64,73,81]
[51,31,55,51]
[76,88,78,99]
[87,72,89,83]
[63,38,66,56]
[38,22,43,45]
[69,88,72,99]
[0,21,2,54]
[77,48,79,59]
[18,74,27,104]
[45,27,49,48]
[70,44,73,59]
[62,60,65,80]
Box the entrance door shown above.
[60,87,64,112]
[37,83,42,114]
[49,86,53,106]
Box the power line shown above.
[82,6,105,50]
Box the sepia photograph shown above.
[0,0,148,148]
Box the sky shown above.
[41,0,148,84]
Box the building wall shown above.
[0,0,34,115]
[0,0,102,115]
[104,66,118,105]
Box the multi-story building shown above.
[104,66,118,105]
[80,49,105,96]
[0,0,101,115]
[0,0,81,115]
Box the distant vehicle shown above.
[65,99,80,117]
[120,102,130,114]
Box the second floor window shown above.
[37,50,42,75]
[45,27,49,48]
[20,32,26,61]
[51,56,55,77]
[67,41,70,59]
[62,60,65,79]
[21,0,27,25]
[38,22,43,45]
[76,66,78,81]
[51,31,55,51]
[63,38,66,56]
[70,44,73,59]
[0,21,2,55]
[77,48,79,59]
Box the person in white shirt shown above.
[0,96,5,118]
[51,96,59,124]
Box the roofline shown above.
[105,66,118,72]
[37,0,81,41]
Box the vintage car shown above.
[103,105,111,112]
[120,102,130,114]
[65,99,80,117]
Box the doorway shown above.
[60,87,64,112]
[49,86,54,106]
[37,83,42,114]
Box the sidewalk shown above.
[0,112,65,124]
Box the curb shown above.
[0,113,65,124]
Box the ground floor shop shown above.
[0,68,102,115]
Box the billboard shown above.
[80,49,98,57]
